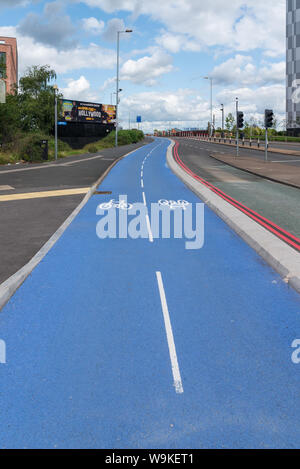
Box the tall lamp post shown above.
[204,76,213,136]
[53,84,58,161]
[220,103,224,136]
[116,29,133,147]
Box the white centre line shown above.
[142,191,147,206]
[146,214,154,243]
[139,142,163,243]
[156,272,183,394]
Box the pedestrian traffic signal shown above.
[265,109,274,128]
[237,111,244,129]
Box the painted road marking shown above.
[146,214,154,243]
[142,191,153,242]
[139,143,163,243]
[142,191,147,206]
[0,185,14,191]
[61,155,104,166]
[156,272,183,394]
[0,155,106,175]
[271,159,300,163]
[0,187,90,202]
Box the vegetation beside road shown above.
[0,64,144,165]
[0,129,145,165]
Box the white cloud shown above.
[0,0,36,8]
[82,17,105,35]
[76,0,285,56]
[99,76,116,91]
[217,84,285,119]
[118,83,286,132]
[155,31,200,53]
[17,1,76,50]
[102,18,126,42]
[121,49,173,86]
[0,26,116,75]
[61,75,99,101]
[121,88,209,123]
[211,55,285,86]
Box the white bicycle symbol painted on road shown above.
[158,199,190,210]
[99,199,133,210]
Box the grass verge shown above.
[0,129,145,164]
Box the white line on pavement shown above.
[142,191,147,206]
[61,154,104,166]
[146,214,154,243]
[0,154,105,175]
[271,159,300,163]
[156,271,183,394]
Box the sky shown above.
[0,0,286,132]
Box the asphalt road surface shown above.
[189,138,300,166]
[0,138,300,448]
[173,138,300,239]
[0,138,152,284]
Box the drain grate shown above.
[93,191,112,195]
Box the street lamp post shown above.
[236,97,239,157]
[204,77,213,136]
[116,29,133,148]
[220,104,224,136]
[53,84,58,161]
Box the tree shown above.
[225,113,235,132]
[17,65,61,134]
[0,65,63,145]
[0,92,21,143]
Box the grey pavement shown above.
[0,138,152,284]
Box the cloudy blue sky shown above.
[0,0,286,132]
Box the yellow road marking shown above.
[0,187,90,202]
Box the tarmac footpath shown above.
[0,138,300,449]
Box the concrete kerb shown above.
[0,145,143,312]
[167,140,300,295]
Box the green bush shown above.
[102,129,144,146]
[0,128,145,165]
[86,144,99,153]
[14,133,50,161]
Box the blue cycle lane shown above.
[0,137,300,449]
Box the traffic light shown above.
[265,109,274,128]
[237,111,244,129]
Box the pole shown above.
[54,89,58,161]
[236,97,239,157]
[265,127,268,162]
[221,104,224,136]
[115,31,120,148]
[210,78,213,137]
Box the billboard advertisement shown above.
[61,100,116,124]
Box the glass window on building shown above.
[0,52,6,78]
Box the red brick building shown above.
[0,37,18,94]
